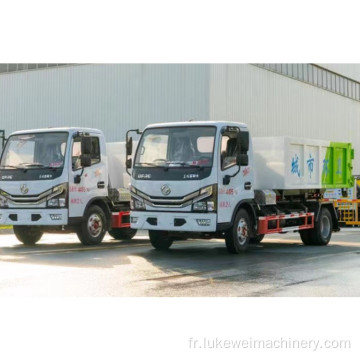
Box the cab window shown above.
[221,133,238,170]
[72,136,101,170]
[72,137,82,170]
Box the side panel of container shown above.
[285,138,330,188]
[286,139,354,189]
[253,137,354,190]
[321,142,354,188]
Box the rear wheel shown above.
[13,226,43,245]
[300,207,332,246]
[225,208,251,254]
[299,230,312,245]
[149,230,173,250]
[109,228,137,240]
[77,205,107,245]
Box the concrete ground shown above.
[0,229,359,296]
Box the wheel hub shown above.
[237,218,248,245]
[88,214,103,237]
[320,215,331,238]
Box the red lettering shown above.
[70,198,83,204]
[219,201,231,208]
[243,167,250,176]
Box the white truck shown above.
[127,121,354,253]
[0,127,136,245]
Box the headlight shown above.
[192,185,217,212]
[0,190,9,208]
[200,185,213,196]
[0,194,8,208]
[47,183,68,208]
[131,196,146,210]
[48,198,59,207]
[207,201,215,212]
[193,201,207,211]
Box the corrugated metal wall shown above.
[318,63,360,83]
[210,64,360,174]
[0,64,210,141]
[1,63,360,173]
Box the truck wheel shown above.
[149,230,173,250]
[299,230,312,245]
[250,234,265,244]
[109,228,137,240]
[13,226,43,245]
[312,207,333,245]
[77,205,107,245]
[300,207,332,246]
[225,208,251,253]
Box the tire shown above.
[225,208,251,254]
[13,226,43,245]
[300,207,332,246]
[109,228,137,240]
[77,205,107,245]
[299,230,312,245]
[149,230,173,250]
[249,234,265,244]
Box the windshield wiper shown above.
[42,166,62,171]
[166,161,187,166]
[0,164,62,171]
[164,161,203,169]
[0,165,19,169]
[13,162,45,172]
[136,162,158,167]
[17,162,45,168]
[184,163,203,169]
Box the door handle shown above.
[244,182,252,190]
[97,181,105,189]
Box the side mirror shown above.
[81,136,92,155]
[238,154,248,166]
[240,132,249,152]
[126,158,132,169]
[81,154,91,167]
[126,137,133,156]
[223,175,231,185]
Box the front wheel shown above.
[77,205,107,245]
[13,226,43,245]
[149,230,173,250]
[250,234,265,244]
[225,209,251,254]
[109,228,137,240]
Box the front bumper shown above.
[130,211,217,232]
[0,208,68,226]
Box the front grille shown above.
[134,189,200,208]
[6,189,52,205]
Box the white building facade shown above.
[0,63,359,173]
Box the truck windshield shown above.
[0,132,68,169]
[134,126,216,168]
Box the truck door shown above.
[217,128,253,223]
[68,135,107,218]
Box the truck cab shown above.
[129,121,254,249]
[0,127,134,245]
